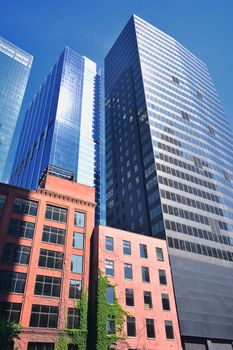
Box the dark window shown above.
[67,308,80,329]
[107,318,115,334]
[144,291,152,309]
[29,305,58,328]
[0,302,21,322]
[105,236,114,251]
[8,219,35,239]
[73,232,84,249]
[67,345,77,350]
[13,197,38,216]
[161,294,170,310]
[197,90,203,99]
[156,247,164,261]
[124,263,133,279]
[71,255,83,273]
[165,320,174,339]
[139,244,148,258]
[141,266,150,282]
[42,226,65,245]
[2,243,31,265]
[123,240,131,255]
[127,316,136,336]
[27,343,54,350]
[74,211,85,227]
[181,111,189,121]
[105,260,114,276]
[107,287,114,304]
[158,269,167,285]
[146,319,155,338]
[0,194,6,209]
[34,275,61,297]
[69,280,82,299]
[0,270,26,294]
[45,205,67,223]
[172,76,179,84]
[125,288,134,306]
[38,249,63,270]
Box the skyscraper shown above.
[0,37,32,183]
[105,15,233,349]
[10,47,105,225]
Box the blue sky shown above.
[1,0,233,129]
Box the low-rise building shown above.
[92,226,182,350]
[0,168,95,350]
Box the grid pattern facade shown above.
[0,37,32,182]
[10,47,105,225]
[105,15,233,345]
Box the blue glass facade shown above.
[0,37,32,183]
[105,15,233,348]
[10,47,105,225]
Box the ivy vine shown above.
[55,290,88,350]
[96,271,128,350]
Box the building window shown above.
[158,269,167,285]
[127,316,136,337]
[197,90,203,99]
[73,232,84,249]
[172,75,179,84]
[2,243,31,265]
[156,247,164,261]
[0,270,26,294]
[146,319,156,338]
[141,266,150,282]
[139,244,148,258]
[0,193,6,209]
[42,226,65,245]
[67,308,80,329]
[69,280,82,299]
[181,110,189,121]
[13,197,38,216]
[38,249,63,270]
[125,288,134,306]
[144,291,153,309]
[45,205,67,223]
[123,240,131,255]
[124,263,133,279]
[165,320,174,339]
[8,219,35,239]
[107,318,115,334]
[29,305,58,328]
[106,287,115,304]
[74,211,85,227]
[34,275,61,297]
[161,294,170,310]
[27,343,54,350]
[105,236,114,251]
[105,260,114,276]
[0,302,21,322]
[71,255,83,274]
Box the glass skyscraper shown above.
[10,47,105,225]
[0,37,32,183]
[105,15,233,349]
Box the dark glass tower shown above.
[0,37,33,183]
[105,15,233,349]
[10,47,105,225]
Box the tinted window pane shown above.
[144,291,152,309]
[73,232,84,249]
[8,219,35,239]
[139,244,148,258]
[71,255,83,273]
[141,266,150,282]
[162,294,170,310]
[123,240,131,255]
[2,243,31,265]
[67,308,80,329]
[42,226,65,245]
[158,269,167,285]
[105,260,114,276]
[0,302,21,322]
[45,205,67,223]
[124,263,133,279]
[127,316,136,336]
[0,270,26,294]
[156,247,164,261]
[107,287,114,304]
[38,249,63,270]
[34,275,61,297]
[165,320,174,339]
[105,236,114,251]
[107,319,115,334]
[146,319,155,338]
[29,305,58,328]
[69,280,82,299]
[74,211,85,227]
[13,197,38,216]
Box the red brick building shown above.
[0,172,95,350]
[93,226,182,350]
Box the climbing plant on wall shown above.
[55,290,88,350]
[96,271,128,350]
